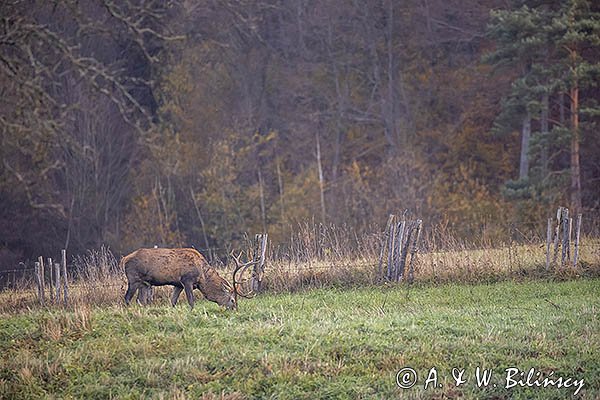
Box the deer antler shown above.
[231,251,259,298]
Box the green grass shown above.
[1,279,599,399]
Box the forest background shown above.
[1,0,599,267]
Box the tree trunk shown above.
[519,111,531,180]
[570,83,581,213]
[190,188,212,261]
[325,23,345,184]
[540,91,549,178]
[258,169,267,234]
[377,0,400,151]
[315,132,326,223]
[276,158,285,223]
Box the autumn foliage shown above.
[0,0,598,265]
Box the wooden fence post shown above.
[252,234,268,293]
[568,217,573,261]
[54,262,61,302]
[561,208,570,266]
[397,221,412,282]
[261,234,268,289]
[407,220,422,284]
[38,256,45,305]
[552,207,562,266]
[573,214,582,267]
[545,218,552,270]
[61,249,69,307]
[48,257,54,303]
[34,261,44,306]
[393,220,406,281]
[386,220,397,280]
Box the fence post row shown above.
[31,250,69,307]
[379,213,422,283]
[545,207,582,269]
[17,211,585,307]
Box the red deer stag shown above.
[121,248,255,309]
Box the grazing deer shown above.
[121,248,255,309]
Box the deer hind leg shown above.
[124,280,142,306]
[146,286,154,304]
[138,284,154,305]
[171,286,183,307]
[182,279,195,309]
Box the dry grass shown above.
[1,226,599,314]
[417,239,600,282]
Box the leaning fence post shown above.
[561,208,570,267]
[61,249,69,307]
[393,220,406,281]
[545,218,552,270]
[397,221,412,282]
[573,214,582,267]
[407,220,422,284]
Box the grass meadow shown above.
[0,225,599,399]
[1,278,599,399]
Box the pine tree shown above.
[486,0,600,212]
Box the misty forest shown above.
[1,0,600,266]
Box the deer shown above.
[120,247,256,309]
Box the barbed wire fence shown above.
[0,207,599,311]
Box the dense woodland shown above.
[1,0,599,266]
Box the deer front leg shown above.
[182,279,195,309]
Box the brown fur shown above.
[121,248,237,309]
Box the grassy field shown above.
[1,278,598,399]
